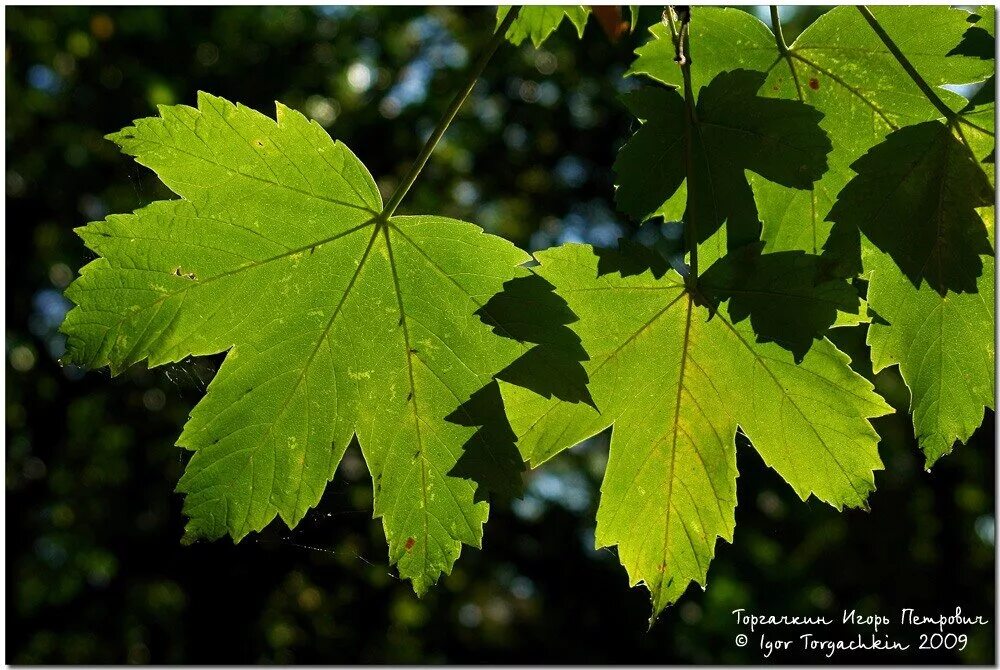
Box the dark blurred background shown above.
[6,5,995,664]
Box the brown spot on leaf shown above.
[404,537,416,551]
[808,78,819,90]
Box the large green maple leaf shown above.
[60,92,532,594]
[498,244,891,620]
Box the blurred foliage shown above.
[6,5,995,663]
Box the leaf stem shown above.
[856,5,956,121]
[769,6,790,57]
[770,7,804,99]
[381,6,520,220]
[673,6,699,284]
[663,7,679,47]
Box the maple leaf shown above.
[498,244,891,620]
[831,122,995,463]
[624,6,993,258]
[616,11,844,359]
[60,92,533,595]
[496,5,590,48]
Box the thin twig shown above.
[381,7,521,220]
[663,7,678,46]
[856,5,955,121]
[671,6,691,66]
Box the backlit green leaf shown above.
[865,247,995,466]
[499,244,891,619]
[627,7,777,95]
[496,5,590,48]
[61,92,532,595]
[748,6,996,466]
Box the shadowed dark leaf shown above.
[825,120,993,295]
[447,382,525,504]
[448,273,596,502]
[595,235,675,279]
[613,85,687,222]
[819,221,863,279]
[948,6,995,59]
[701,242,860,362]
[476,273,594,407]
[615,69,832,253]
